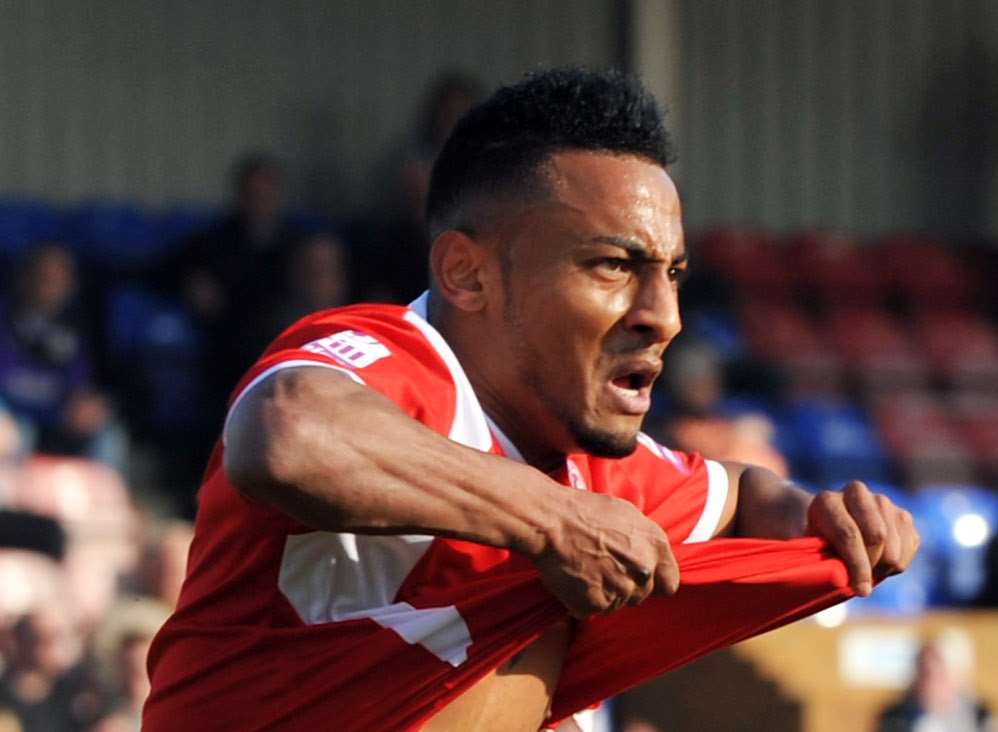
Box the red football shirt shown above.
[144,295,853,731]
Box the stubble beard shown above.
[502,291,639,460]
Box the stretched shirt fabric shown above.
[144,294,855,731]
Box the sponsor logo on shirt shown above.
[303,330,391,369]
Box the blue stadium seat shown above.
[845,484,933,616]
[157,204,218,250]
[64,202,166,268]
[908,485,998,606]
[106,286,204,433]
[0,199,65,257]
[776,400,892,486]
[286,209,338,237]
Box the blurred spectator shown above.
[356,71,482,302]
[159,153,305,431]
[256,232,351,350]
[129,520,194,609]
[650,338,789,477]
[0,245,126,471]
[0,405,23,462]
[0,607,103,732]
[876,633,994,732]
[89,598,171,731]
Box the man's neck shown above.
[427,301,566,474]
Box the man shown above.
[144,69,918,731]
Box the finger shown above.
[843,481,888,569]
[626,566,655,607]
[872,496,903,580]
[897,508,920,570]
[653,548,680,597]
[809,490,873,597]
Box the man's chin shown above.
[569,422,639,459]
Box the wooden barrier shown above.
[616,610,998,731]
[732,610,998,732]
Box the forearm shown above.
[730,464,811,539]
[224,367,562,556]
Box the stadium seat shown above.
[949,392,998,484]
[880,235,980,306]
[913,309,998,391]
[64,201,167,269]
[0,198,65,258]
[824,306,930,392]
[738,298,844,398]
[774,400,892,486]
[105,286,204,435]
[696,228,797,299]
[7,455,137,625]
[157,204,218,251]
[909,485,998,606]
[871,393,978,487]
[790,230,885,304]
[846,483,933,616]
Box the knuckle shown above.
[816,490,837,505]
[834,525,863,550]
[867,525,887,546]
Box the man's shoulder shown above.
[591,432,698,477]
[271,302,426,356]
[249,301,454,394]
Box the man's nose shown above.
[624,272,681,346]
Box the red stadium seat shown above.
[870,393,977,487]
[824,306,930,392]
[913,309,998,390]
[790,230,885,304]
[949,392,998,483]
[8,456,138,626]
[880,235,981,306]
[739,298,843,398]
[696,228,797,299]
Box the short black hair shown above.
[426,67,675,237]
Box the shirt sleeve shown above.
[222,307,457,446]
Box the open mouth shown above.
[610,371,656,396]
[606,361,660,414]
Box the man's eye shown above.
[596,258,631,274]
[669,266,690,284]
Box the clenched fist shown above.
[531,491,679,618]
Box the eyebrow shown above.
[589,235,688,266]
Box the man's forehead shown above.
[530,151,684,254]
[542,150,679,207]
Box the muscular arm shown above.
[713,462,919,596]
[224,365,557,555]
[223,365,679,616]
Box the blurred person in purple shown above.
[0,245,125,470]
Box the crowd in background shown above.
[0,69,996,731]
[0,72,481,732]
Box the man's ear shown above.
[429,230,489,312]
